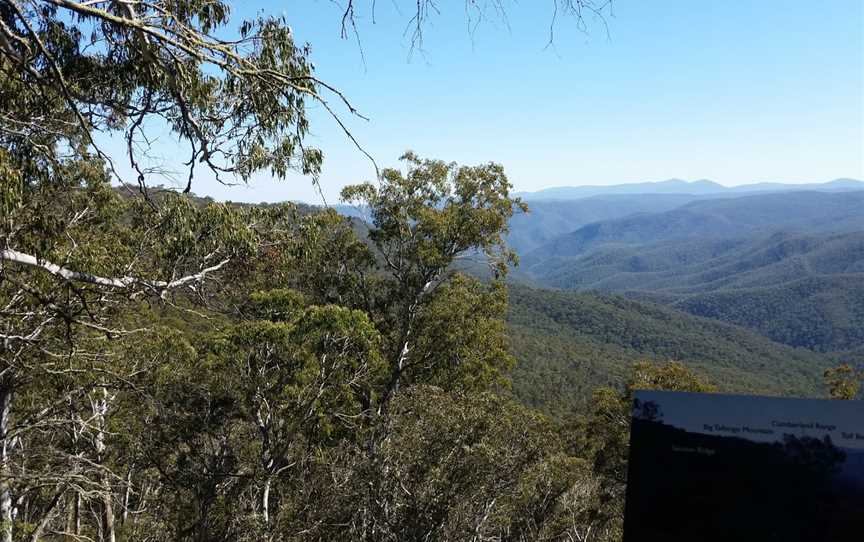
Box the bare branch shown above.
[1,249,230,294]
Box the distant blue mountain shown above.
[515,190,864,354]
[514,178,864,201]
[522,191,864,265]
[332,204,372,222]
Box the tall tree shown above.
[0,2,610,539]
[0,2,353,538]
[341,152,526,409]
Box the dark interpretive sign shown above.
[623,391,864,541]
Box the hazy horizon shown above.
[100,0,863,205]
[516,176,864,194]
[174,176,864,205]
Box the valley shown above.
[497,180,864,410]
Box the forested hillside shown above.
[670,275,864,352]
[506,285,836,415]
[511,192,864,356]
[522,191,864,268]
[1,3,860,542]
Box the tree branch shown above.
[1,249,229,293]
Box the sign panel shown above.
[623,391,864,541]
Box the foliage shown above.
[824,364,863,400]
[341,151,526,280]
[281,386,598,541]
[506,284,834,416]
[0,4,349,537]
[561,361,718,539]
[340,152,524,406]
[0,3,848,542]
[514,192,864,355]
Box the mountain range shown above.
[506,180,863,253]
[332,178,864,408]
[521,191,864,271]
[514,178,864,201]
[507,187,864,359]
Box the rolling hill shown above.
[521,191,864,269]
[506,285,837,416]
[505,194,708,253]
[511,191,864,355]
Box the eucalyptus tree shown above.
[0,1,355,539]
[114,295,383,541]
[0,1,610,540]
[341,152,527,410]
[343,385,586,542]
[217,290,384,535]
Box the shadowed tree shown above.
[562,361,717,540]
[824,364,862,400]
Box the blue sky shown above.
[120,1,864,203]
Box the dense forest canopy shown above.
[0,2,860,541]
[508,190,864,358]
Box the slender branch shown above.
[1,249,229,292]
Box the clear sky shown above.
[118,0,864,204]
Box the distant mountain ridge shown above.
[505,194,710,254]
[515,178,863,201]
[522,191,864,266]
[514,191,864,355]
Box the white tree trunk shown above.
[27,484,64,542]
[121,468,132,527]
[262,477,271,525]
[0,386,13,542]
[74,492,80,535]
[65,492,80,542]
[102,479,116,542]
[0,249,229,293]
[92,389,115,542]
